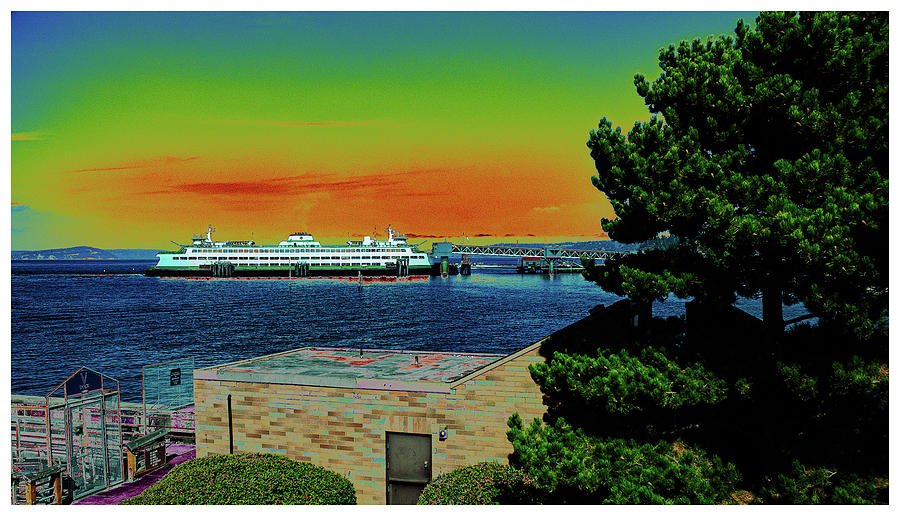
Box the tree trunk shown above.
[762,282,784,346]
[755,279,786,477]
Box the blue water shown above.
[10,260,806,402]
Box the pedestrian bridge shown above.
[429,242,633,275]
[431,242,631,261]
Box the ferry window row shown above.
[188,248,408,254]
[177,255,421,260]
[174,256,421,261]
[175,257,403,266]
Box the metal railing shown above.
[11,397,195,504]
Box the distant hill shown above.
[12,247,164,260]
[106,249,167,260]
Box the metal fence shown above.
[11,398,195,504]
[10,360,197,504]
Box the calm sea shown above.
[10,260,803,402]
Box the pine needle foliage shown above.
[584,11,888,341]
[507,415,740,504]
[509,11,887,505]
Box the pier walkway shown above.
[74,443,195,505]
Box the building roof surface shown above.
[194,347,509,393]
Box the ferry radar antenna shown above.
[206,225,216,242]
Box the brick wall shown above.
[193,345,546,504]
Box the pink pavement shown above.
[74,443,196,505]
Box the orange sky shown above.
[12,12,753,249]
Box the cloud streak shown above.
[66,156,199,173]
[214,119,380,128]
[12,131,45,141]
[273,121,377,127]
[405,233,447,239]
[140,167,450,198]
[153,176,402,196]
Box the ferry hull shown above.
[144,264,456,278]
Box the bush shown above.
[417,461,543,504]
[121,453,356,505]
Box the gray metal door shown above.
[386,432,431,504]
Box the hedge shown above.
[417,462,542,504]
[121,453,356,505]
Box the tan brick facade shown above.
[193,344,546,504]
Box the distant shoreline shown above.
[11,239,649,262]
[11,247,164,260]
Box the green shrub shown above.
[417,461,543,504]
[759,460,887,504]
[121,453,356,505]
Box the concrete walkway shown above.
[75,444,195,505]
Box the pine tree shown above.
[584,11,887,342]
[508,12,888,504]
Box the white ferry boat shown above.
[145,225,440,277]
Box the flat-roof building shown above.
[193,344,546,504]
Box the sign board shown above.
[64,369,102,397]
[143,357,194,411]
[126,435,168,481]
[146,441,165,470]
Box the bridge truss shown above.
[445,244,631,261]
